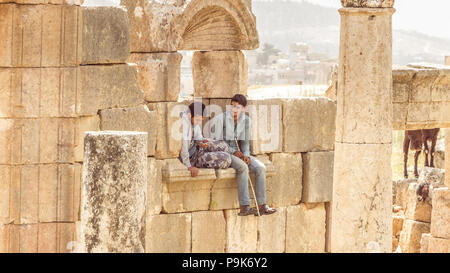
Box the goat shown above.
[403,128,440,178]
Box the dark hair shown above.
[231,94,247,107]
[188,102,206,117]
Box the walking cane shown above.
[234,137,261,217]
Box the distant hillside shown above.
[253,0,450,64]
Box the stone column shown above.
[445,56,450,66]
[331,1,395,253]
[80,131,147,253]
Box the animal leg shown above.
[403,135,410,178]
[430,138,437,168]
[414,150,421,178]
[423,138,429,167]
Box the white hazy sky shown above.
[84,0,450,40]
[303,0,450,40]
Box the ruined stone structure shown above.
[0,0,448,253]
[392,168,449,253]
[0,0,336,253]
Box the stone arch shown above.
[174,0,259,51]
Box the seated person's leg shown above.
[230,155,250,207]
[248,156,277,215]
[248,156,267,206]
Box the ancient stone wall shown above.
[0,0,337,253]
[393,64,450,130]
[393,169,449,253]
[0,1,143,252]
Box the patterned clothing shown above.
[190,140,232,169]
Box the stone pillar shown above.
[80,131,147,253]
[445,56,450,66]
[331,1,395,253]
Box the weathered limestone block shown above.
[430,188,450,239]
[211,168,240,210]
[257,207,286,253]
[161,159,215,213]
[55,222,77,253]
[404,183,432,223]
[76,64,144,116]
[120,0,258,52]
[433,138,445,170]
[268,153,302,207]
[74,115,100,162]
[10,224,39,253]
[225,209,257,253]
[119,0,183,52]
[420,233,431,253]
[393,215,404,238]
[248,99,283,154]
[0,68,77,118]
[418,167,445,187]
[39,164,81,223]
[192,51,248,98]
[0,4,79,67]
[426,237,450,253]
[393,66,450,130]
[9,165,39,224]
[147,102,187,159]
[81,131,147,253]
[286,203,326,253]
[147,158,163,216]
[78,6,130,64]
[325,202,332,253]
[1,223,77,253]
[0,0,83,4]
[393,214,404,251]
[192,211,226,253]
[393,178,417,209]
[0,119,40,165]
[446,130,450,188]
[341,0,394,8]
[302,152,334,203]
[128,53,182,102]
[212,155,275,210]
[282,98,336,153]
[399,220,430,253]
[39,118,75,164]
[331,143,392,253]
[100,105,157,156]
[0,4,125,67]
[392,66,415,104]
[146,213,191,253]
[0,166,10,224]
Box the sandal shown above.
[238,205,257,216]
[254,204,277,216]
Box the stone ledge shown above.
[161,156,276,213]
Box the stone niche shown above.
[120,0,259,52]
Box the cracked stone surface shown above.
[80,131,147,253]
